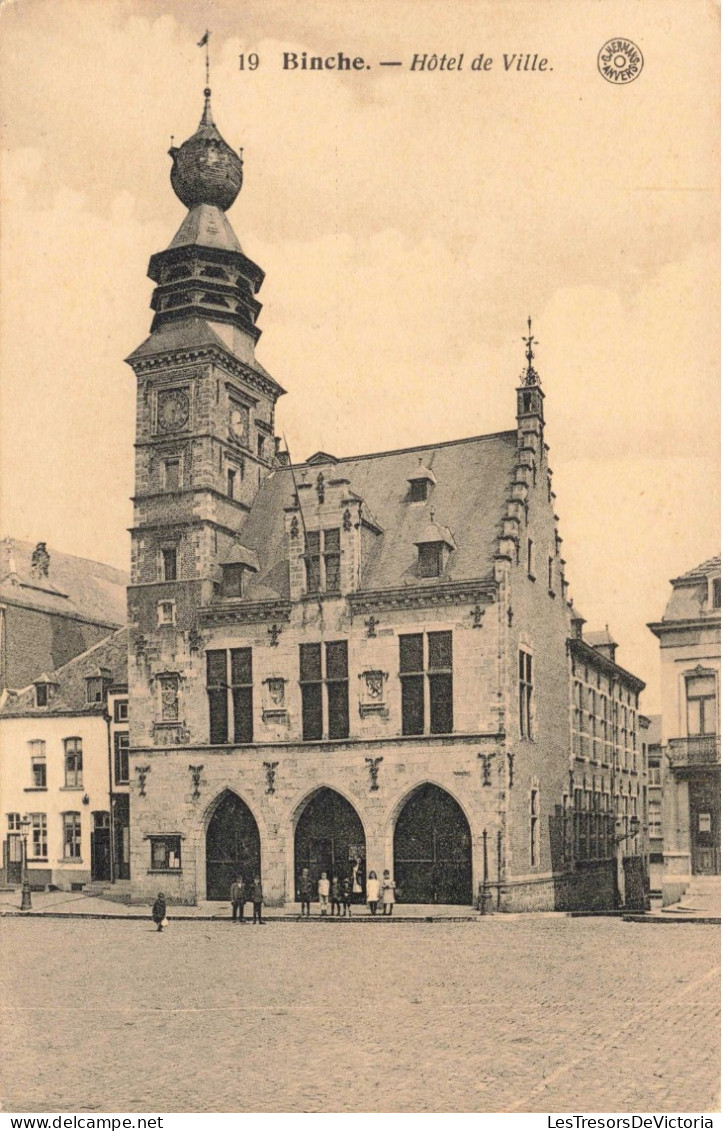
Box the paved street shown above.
[0,916,718,1113]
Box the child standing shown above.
[367,870,379,915]
[382,870,396,916]
[151,892,167,932]
[318,871,330,915]
[251,875,264,924]
[341,876,352,917]
[330,875,342,916]
[298,867,312,918]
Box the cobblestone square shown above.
[0,916,719,1113]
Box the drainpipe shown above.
[104,706,115,885]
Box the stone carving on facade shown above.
[358,670,389,718]
[365,755,383,791]
[268,623,283,647]
[343,508,352,532]
[188,625,203,654]
[350,583,495,616]
[507,751,515,788]
[364,615,378,638]
[263,761,279,795]
[188,764,204,800]
[478,751,495,786]
[290,515,299,539]
[316,472,325,503]
[470,604,485,628]
[200,600,292,628]
[262,678,288,723]
[136,765,151,797]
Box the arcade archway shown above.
[393,783,472,904]
[206,791,261,900]
[294,788,366,901]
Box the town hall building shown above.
[124,87,647,910]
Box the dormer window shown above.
[219,544,259,599]
[414,515,456,580]
[86,677,104,705]
[407,462,436,503]
[410,480,428,503]
[222,563,245,598]
[419,543,443,578]
[33,676,57,708]
[305,529,341,594]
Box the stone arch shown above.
[202,788,262,901]
[290,786,368,903]
[390,781,474,905]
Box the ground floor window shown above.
[62,813,82,859]
[150,836,182,871]
[30,813,47,858]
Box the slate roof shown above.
[672,555,721,585]
[237,431,519,600]
[126,316,281,389]
[168,204,243,254]
[0,538,127,626]
[584,628,617,648]
[0,628,128,718]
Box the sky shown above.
[0,0,719,714]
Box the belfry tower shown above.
[126,86,284,743]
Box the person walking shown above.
[298,867,312,918]
[341,876,352,917]
[330,875,342,917]
[151,892,167,933]
[382,870,396,916]
[318,871,330,916]
[367,870,380,915]
[251,875,264,924]
[230,875,246,922]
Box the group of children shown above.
[151,867,399,931]
[298,867,397,917]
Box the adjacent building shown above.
[648,556,721,905]
[122,88,647,910]
[0,630,129,890]
[0,538,128,696]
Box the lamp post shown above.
[20,815,32,911]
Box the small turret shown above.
[517,317,545,451]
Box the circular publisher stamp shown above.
[597,38,644,84]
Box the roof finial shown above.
[522,316,541,386]
[198,30,212,123]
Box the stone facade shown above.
[124,92,647,910]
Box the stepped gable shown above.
[235,431,518,600]
[0,628,128,717]
[0,538,127,626]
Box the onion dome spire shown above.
[168,86,244,211]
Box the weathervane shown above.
[522,316,541,386]
[198,29,211,89]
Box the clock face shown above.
[229,403,249,441]
[157,390,190,432]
